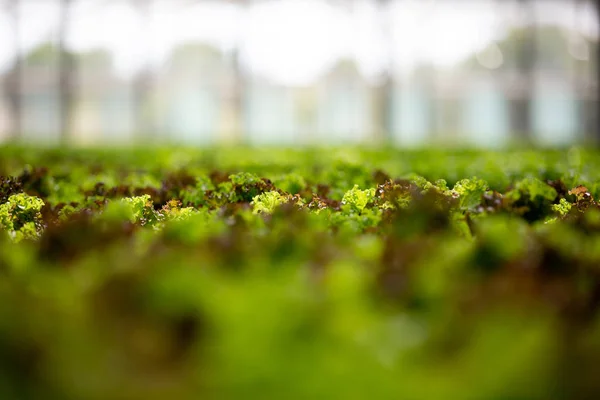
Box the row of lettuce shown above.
[1,148,600,399]
[0,168,593,243]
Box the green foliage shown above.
[46,177,85,205]
[318,161,374,200]
[373,180,412,210]
[413,176,450,194]
[164,206,196,221]
[121,195,157,225]
[341,185,376,214]
[272,173,306,194]
[161,208,225,245]
[0,147,600,399]
[451,178,489,210]
[551,198,572,217]
[410,175,432,191]
[229,172,260,187]
[505,177,559,223]
[57,204,79,222]
[0,176,22,204]
[181,175,216,206]
[508,177,557,203]
[212,172,276,203]
[472,215,530,270]
[329,206,382,233]
[101,194,159,226]
[251,191,286,214]
[0,193,45,242]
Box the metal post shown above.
[4,0,22,141]
[374,0,394,143]
[512,0,536,141]
[132,0,154,142]
[58,0,74,145]
[224,0,249,145]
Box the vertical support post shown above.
[132,0,154,142]
[512,0,536,141]
[222,0,248,145]
[5,0,22,141]
[58,0,74,145]
[374,0,394,143]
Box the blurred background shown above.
[0,0,598,147]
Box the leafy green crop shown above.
[100,194,159,227]
[272,173,306,194]
[552,198,572,216]
[341,185,376,213]
[0,192,44,242]
[451,177,489,211]
[508,177,558,203]
[251,191,287,214]
[0,146,600,400]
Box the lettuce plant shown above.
[229,172,274,202]
[551,198,572,217]
[251,191,286,214]
[451,178,489,211]
[507,177,557,203]
[100,194,159,227]
[341,185,376,214]
[272,173,306,194]
[0,193,45,242]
